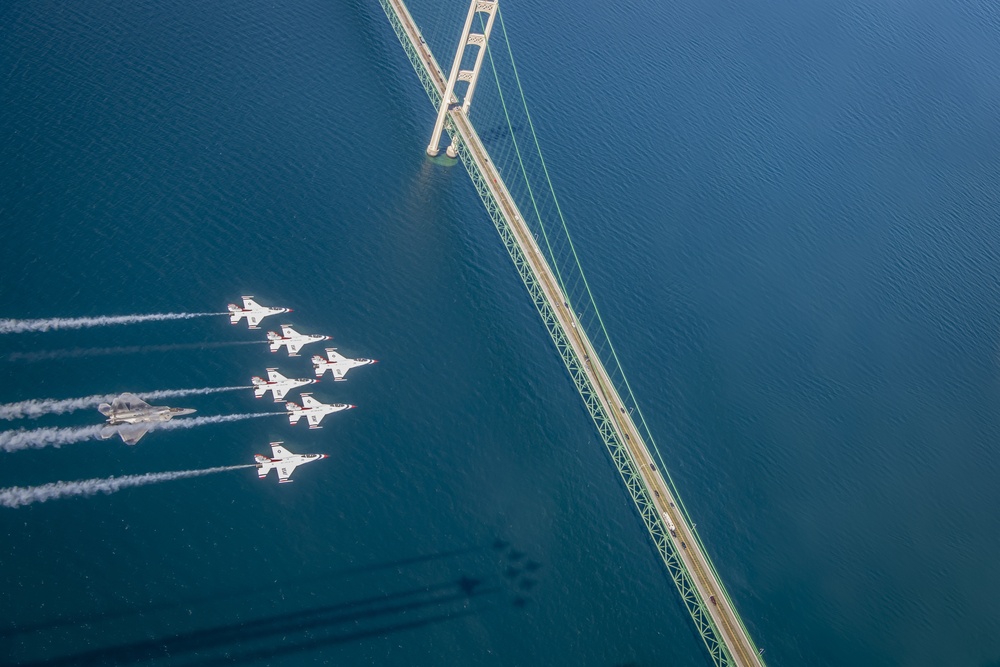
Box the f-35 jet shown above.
[98,392,196,445]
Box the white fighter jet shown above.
[228,296,290,329]
[255,441,328,484]
[267,325,330,357]
[312,348,378,381]
[251,368,316,402]
[97,392,197,445]
[285,394,354,429]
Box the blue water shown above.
[2,0,1000,665]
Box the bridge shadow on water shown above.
[12,541,540,666]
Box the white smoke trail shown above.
[5,340,264,363]
[0,465,256,509]
[0,412,281,452]
[148,412,281,433]
[0,312,226,334]
[0,386,252,421]
[0,425,107,452]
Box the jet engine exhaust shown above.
[0,386,252,421]
[0,413,282,452]
[0,465,256,508]
[0,312,227,335]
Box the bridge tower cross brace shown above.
[426,0,499,157]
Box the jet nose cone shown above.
[349,404,357,409]
[322,454,329,459]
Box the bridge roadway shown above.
[380,1,764,664]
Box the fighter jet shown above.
[97,393,196,445]
[312,348,377,381]
[251,368,316,402]
[285,394,354,429]
[267,325,330,357]
[255,441,328,483]
[228,296,290,329]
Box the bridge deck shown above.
[377,2,765,665]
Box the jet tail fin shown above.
[255,454,273,478]
[251,377,267,398]
[266,331,282,352]
[97,402,114,417]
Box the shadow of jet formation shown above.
[19,575,496,667]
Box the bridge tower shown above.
[426,0,499,157]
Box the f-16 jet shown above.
[285,394,354,429]
[228,296,290,329]
[97,393,196,445]
[312,348,377,381]
[255,441,328,484]
[251,368,316,402]
[267,325,330,356]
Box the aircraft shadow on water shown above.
[10,541,540,666]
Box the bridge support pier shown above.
[426,0,498,157]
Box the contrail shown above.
[0,386,252,421]
[5,340,263,363]
[0,425,106,452]
[0,465,256,508]
[0,312,226,334]
[147,413,281,433]
[0,413,282,452]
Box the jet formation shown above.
[98,393,196,445]
[83,297,377,487]
[255,441,327,483]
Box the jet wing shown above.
[272,385,290,402]
[306,412,325,428]
[277,462,298,483]
[286,340,304,356]
[281,325,298,338]
[301,395,323,409]
[271,443,294,458]
[115,393,151,411]
[117,423,151,446]
[267,369,287,383]
[247,313,264,328]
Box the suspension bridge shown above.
[376,1,767,664]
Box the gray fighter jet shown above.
[97,392,196,445]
